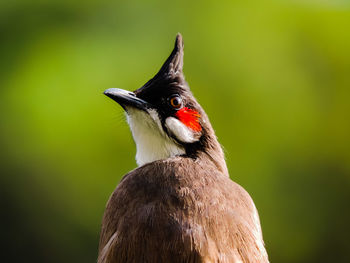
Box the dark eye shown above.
[169,95,183,109]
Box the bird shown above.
[99,33,269,263]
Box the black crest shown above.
[135,33,185,96]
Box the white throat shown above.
[126,107,185,166]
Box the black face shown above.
[133,74,198,125]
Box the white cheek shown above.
[148,109,165,134]
[125,107,185,166]
[165,117,199,143]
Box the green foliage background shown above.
[1,0,350,262]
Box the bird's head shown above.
[105,34,227,173]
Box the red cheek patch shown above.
[175,107,202,132]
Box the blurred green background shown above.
[1,0,350,262]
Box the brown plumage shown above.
[99,34,269,263]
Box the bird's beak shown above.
[104,88,151,111]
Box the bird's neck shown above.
[201,136,228,176]
[186,124,228,176]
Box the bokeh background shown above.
[1,0,350,262]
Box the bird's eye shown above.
[169,95,183,109]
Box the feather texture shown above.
[98,156,269,263]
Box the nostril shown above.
[129,92,136,97]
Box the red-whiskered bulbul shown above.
[99,34,269,263]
